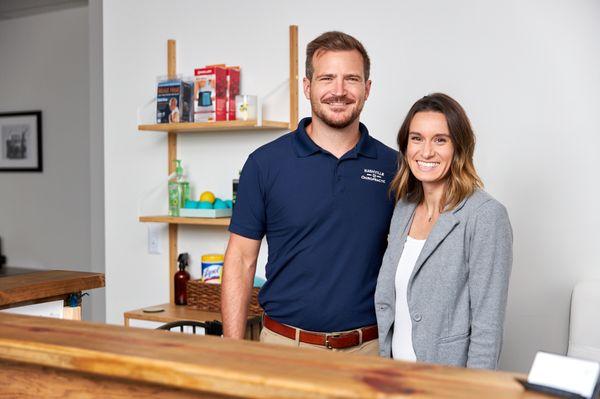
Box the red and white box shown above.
[193,65,227,122]
[226,66,240,121]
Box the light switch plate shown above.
[147,223,161,255]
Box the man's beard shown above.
[311,95,365,129]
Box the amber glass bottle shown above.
[174,253,190,305]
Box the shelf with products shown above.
[133,25,298,310]
[138,119,290,133]
[139,215,230,227]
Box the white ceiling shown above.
[0,0,87,20]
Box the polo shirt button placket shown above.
[333,162,343,195]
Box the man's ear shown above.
[302,76,311,100]
[364,79,372,101]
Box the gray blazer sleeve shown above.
[466,200,513,369]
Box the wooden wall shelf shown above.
[135,26,298,304]
[139,216,229,227]
[138,120,290,133]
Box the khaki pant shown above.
[260,325,379,356]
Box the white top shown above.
[392,236,426,361]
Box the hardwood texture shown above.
[63,306,82,321]
[139,215,230,226]
[0,312,552,399]
[167,39,176,79]
[289,25,299,130]
[0,270,104,307]
[123,302,260,340]
[138,120,290,133]
[168,223,178,303]
[0,359,226,399]
[166,40,178,304]
[167,132,177,173]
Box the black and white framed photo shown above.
[0,111,42,172]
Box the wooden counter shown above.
[124,302,261,340]
[0,312,552,398]
[0,269,105,308]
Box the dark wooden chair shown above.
[156,320,223,336]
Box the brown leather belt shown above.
[263,314,378,349]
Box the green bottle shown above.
[168,160,189,216]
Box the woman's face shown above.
[406,111,454,185]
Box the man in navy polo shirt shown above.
[222,31,397,355]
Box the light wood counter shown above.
[0,269,105,308]
[124,302,261,340]
[0,312,552,398]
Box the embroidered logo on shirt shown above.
[361,169,386,184]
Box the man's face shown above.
[303,50,371,129]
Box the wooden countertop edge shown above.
[0,336,364,398]
[0,271,105,306]
[0,313,534,399]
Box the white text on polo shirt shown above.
[361,169,386,184]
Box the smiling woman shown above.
[391,94,482,211]
[406,111,454,188]
[375,93,513,370]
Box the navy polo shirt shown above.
[229,117,398,332]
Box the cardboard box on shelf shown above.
[156,79,193,124]
[226,67,240,121]
[193,66,227,122]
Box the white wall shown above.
[0,6,105,321]
[88,0,106,322]
[103,0,600,372]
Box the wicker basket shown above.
[187,280,263,316]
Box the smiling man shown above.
[221,31,397,355]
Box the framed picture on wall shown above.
[0,111,42,172]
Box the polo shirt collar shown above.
[292,118,320,157]
[355,122,378,159]
[292,117,378,159]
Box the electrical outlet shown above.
[148,224,161,255]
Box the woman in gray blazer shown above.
[375,93,512,369]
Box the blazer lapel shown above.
[409,211,459,283]
[386,201,417,277]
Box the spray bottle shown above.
[174,253,191,305]
[168,160,190,216]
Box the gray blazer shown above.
[374,190,512,369]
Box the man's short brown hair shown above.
[305,31,371,81]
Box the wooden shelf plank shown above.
[139,216,230,226]
[138,120,290,133]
